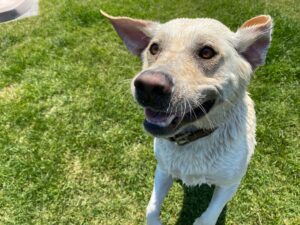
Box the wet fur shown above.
[102,12,272,225]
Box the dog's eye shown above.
[198,46,216,59]
[149,43,160,55]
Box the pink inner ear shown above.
[110,19,152,56]
[112,22,151,55]
[241,15,271,28]
[238,15,272,69]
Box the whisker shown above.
[194,101,215,129]
[186,97,197,120]
[166,97,174,122]
[214,88,235,107]
[175,98,186,129]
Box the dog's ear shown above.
[236,15,273,70]
[101,10,160,56]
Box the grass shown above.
[0,0,299,224]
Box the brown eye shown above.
[198,46,216,59]
[149,43,159,55]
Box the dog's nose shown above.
[134,71,173,95]
[134,71,173,107]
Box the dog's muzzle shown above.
[133,71,217,137]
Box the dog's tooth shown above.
[166,114,176,124]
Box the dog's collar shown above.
[168,127,217,146]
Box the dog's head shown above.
[102,11,272,137]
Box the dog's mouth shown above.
[143,99,216,137]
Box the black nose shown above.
[134,71,173,108]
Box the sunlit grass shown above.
[0,0,299,224]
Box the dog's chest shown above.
[154,134,249,186]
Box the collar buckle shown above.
[170,132,192,145]
[168,127,217,146]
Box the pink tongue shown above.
[145,108,169,123]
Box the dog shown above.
[102,11,272,225]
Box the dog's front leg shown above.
[146,166,173,225]
[193,183,239,225]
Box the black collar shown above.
[168,127,217,145]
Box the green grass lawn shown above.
[0,0,299,224]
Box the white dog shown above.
[102,11,272,225]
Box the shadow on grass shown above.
[175,183,226,225]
